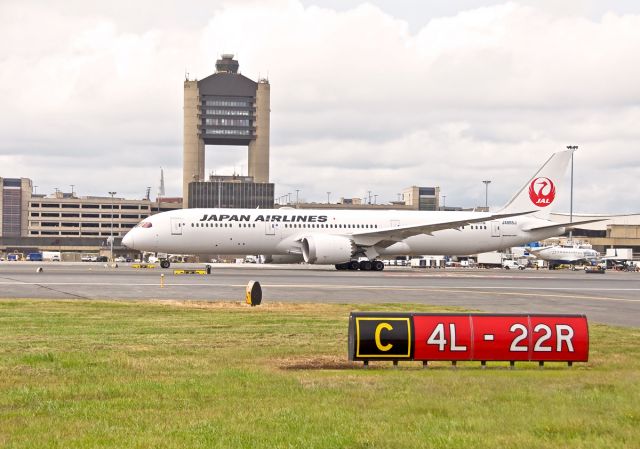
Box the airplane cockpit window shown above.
[135,221,153,228]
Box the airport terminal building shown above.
[0,177,181,257]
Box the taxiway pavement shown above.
[1,262,638,327]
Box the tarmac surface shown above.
[1,262,639,327]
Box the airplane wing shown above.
[351,211,534,248]
[522,218,607,232]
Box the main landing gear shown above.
[335,260,385,271]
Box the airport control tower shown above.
[183,54,272,208]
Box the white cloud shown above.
[1,0,639,213]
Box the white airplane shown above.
[527,244,601,269]
[123,149,602,270]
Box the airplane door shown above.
[171,217,183,235]
[491,222,501,237]
[265,222,276,236]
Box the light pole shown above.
[296,189,300,206]
[374,194,378,205]
[367,190,372,205]
[109,191,116,262]
[482,180,491,210]
[566,145,578,242]
[327,192,331,204]
[442,195,446,211]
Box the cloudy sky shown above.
[1,0,639,213]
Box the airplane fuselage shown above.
[532,246,600,264]
[123,208,564,258]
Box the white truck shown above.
[477,252,525,269]
[42,251,61,262]
[477,252,503,268]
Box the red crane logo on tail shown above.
[529,177,556,207]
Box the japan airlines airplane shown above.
[528,245,601,269]
[123,149,601,270]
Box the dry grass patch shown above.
[276,355,359,370]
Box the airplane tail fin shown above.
[498,149,574,220]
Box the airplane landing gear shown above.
[160,260,170,269]
[335,260,385,271]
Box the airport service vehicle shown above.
[528,244,600,270]
[123,149,602,271]
[502,260,525,270]
[477,251,504,268]
[584,263,606,274]
[42,251,61,262]
[26,252,44,261]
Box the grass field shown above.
[1,299,638,449]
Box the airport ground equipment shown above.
[349,312,589,368]
[173,269,208,275]
[131,263,156,269]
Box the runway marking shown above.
[0,282,638,303]
[0,280,639,292]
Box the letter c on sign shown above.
[375,323,394,352]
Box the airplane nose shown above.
[122,232,135,249]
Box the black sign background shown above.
[355,317,412,359]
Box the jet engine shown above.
[301,235,356,264]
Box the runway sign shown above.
[348,313,588,365]
[131,263,156,269]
